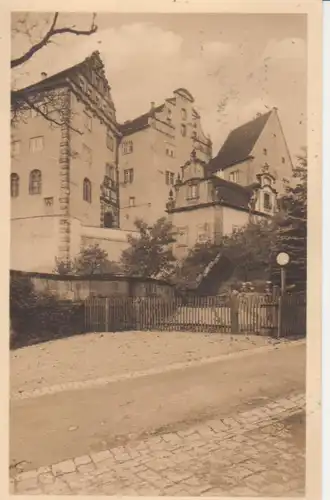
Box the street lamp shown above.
[276,252,290,295]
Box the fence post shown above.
[230,291,240,334]
[105,297,109,332]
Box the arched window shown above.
[11,173,19,198]
[29,169,42,195]
[83,178,92,203]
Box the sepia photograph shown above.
[8,6,320,497]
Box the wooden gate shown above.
[279,292,306,337]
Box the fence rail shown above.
[84,292,306,337]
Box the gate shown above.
[279,292,306,337]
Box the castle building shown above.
[167,150,278,260]
[11,52,124,272]
[207,108,293,195]
[10,50,294,274]
[117,88,212,230]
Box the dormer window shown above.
[181,124,187,137]
[167,108,172,121]
[263,148,267,156]
[263,192,272,211]
[187,183,199,200]
[229,170,240,183]
[181,108,187,120]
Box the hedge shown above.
[10,274,85,349]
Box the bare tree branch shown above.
[11,12,97,69]
[11,88,83,136]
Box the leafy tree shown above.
[120,217,176,279]
[53,257,76,275]
[54,244,122,276]
[175,218,274,288]
[269,150,307,290]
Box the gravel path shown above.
[10,331,277,398]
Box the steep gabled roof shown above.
[118,104,165,136]
[208,110,273,174]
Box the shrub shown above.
[10,273,85,349]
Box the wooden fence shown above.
[84,292,306,337]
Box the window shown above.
[106,163,116,182]
[197,223,210,243]
[84,113,92,131]
[263,192,272,210]
[176,227,188,247]
[263,148,267,156]
[229,170,240,183]
[11,141,21,156]
[282,157,285,164]
[165,171,175,186]
[82,144,92,166]
[83,178,92,203]
[192,131,197,140]
[122,140,133,155]
[11,173,19,198]
[107,131,114,151]
[181,124,187,137]
[181,108,187,120]
[29,169,42,195]
[166,147,175,158]
[44,197,54,207]
[29,136,44,152]
[129,196,135,207]
[187,183,199,200]
[167,108,172,121]
[124,168,134,184]
[86,86,92,98]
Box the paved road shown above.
[10,341,305,473]
[11,393,306,496]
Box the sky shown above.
[11,12,307,159]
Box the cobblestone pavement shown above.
[11,392,305,496]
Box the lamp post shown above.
[276,252,290,296]
[276,252,290,338]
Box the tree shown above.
[175,218,274,288]
[54,244,122,276]
[11,12,98,127]
[269,150,307,290]
[120,217,177,279]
